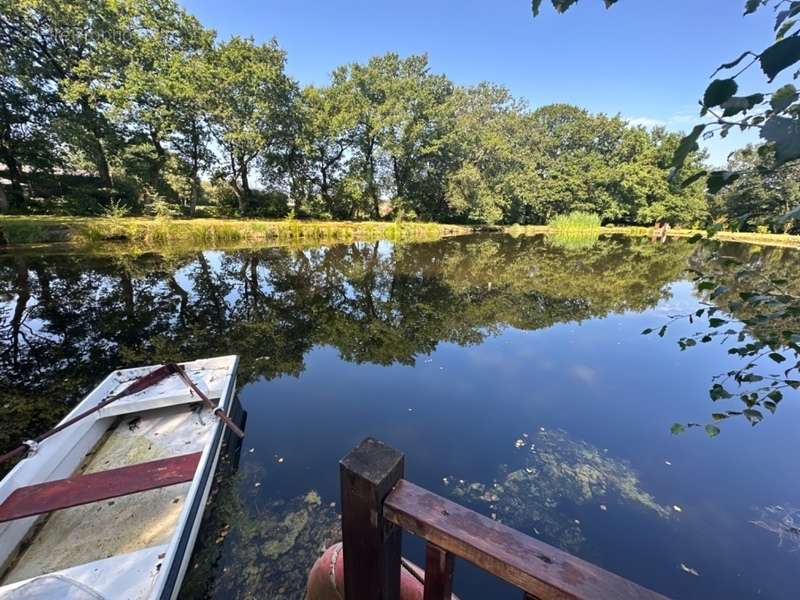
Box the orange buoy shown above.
[306,542,457,600]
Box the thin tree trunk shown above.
[79,98,112,190]
[9,257,30,367]
[149,128,166,190]
[0,185,8,213]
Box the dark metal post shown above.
[340,437,405,600]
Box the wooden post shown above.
[340,437,405,600]
[423,543,454,600]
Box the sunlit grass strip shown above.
[548,212,602,232]
[0,216,469,247]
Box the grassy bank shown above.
[0,216,471,247]
[2,216,799,250]
[507,224,800,249]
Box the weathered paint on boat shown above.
[0,355,240,600]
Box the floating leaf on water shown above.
[680,563,700,576]
[600,504,607,511]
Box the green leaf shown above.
[770,84,799,113]
[760,37,800,82]
[670,124,706,172]
[641,328,653,335]
[705,424,721,438]
[707,170,741,194]
[744,0,762,15]
[709,318,727,328]
[721,93,764,117]
[740,373,764,382]
[711,413,729,421]
[777,19,798,39]
[531,0,544,16]
[680,170,708,189]
[767,390,784,402]
[769,352,786,363]
[670,423,686,435]
[760,116,800,165]
[697,281,717,291]
[703,79,738,108]
[551,0,580,13]
[743,408,764,425]
[658,325,668,338]
[710,383,733,400]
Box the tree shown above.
[713,145,800,232]
[532,0,800,204]
[207,36,296,214]
[535,0,800,434]
[0,0,143,191]
[292,84,357,218]
[109,0,214,204]
[445,83,529,224]
[0,37,57,210]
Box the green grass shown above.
[548,211,602,233]
[3,215,800,250]
[0,216,470,248]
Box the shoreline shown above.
[1,216,799,250]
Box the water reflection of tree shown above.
[0,235,697,459]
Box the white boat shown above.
[0,355,241,600]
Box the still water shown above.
[1,234,799,599]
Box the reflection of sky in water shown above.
[240,284,800,600]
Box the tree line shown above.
[0,0,744,227]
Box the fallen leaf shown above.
[680,563,699,576]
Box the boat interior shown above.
[0,357,236,599]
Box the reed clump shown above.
[548,212,602,233]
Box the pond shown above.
[1,233,800,599]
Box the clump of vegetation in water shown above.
[443,428,672,554]
[750,504,800,551]
[549,212,602,233]
[180,461,340,599]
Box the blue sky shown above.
[179,0,776,166]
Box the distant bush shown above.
[246,190,289,218]
[549,211,602,232]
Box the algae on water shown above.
[179,462,341,600]
[444,428,672,554]
[750,504,800,550]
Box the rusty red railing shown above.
[340,438,668,600]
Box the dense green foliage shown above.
[0,0,710,225]
[538,0,800,435]
[713,145,800,233]
[536,0,800,207]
